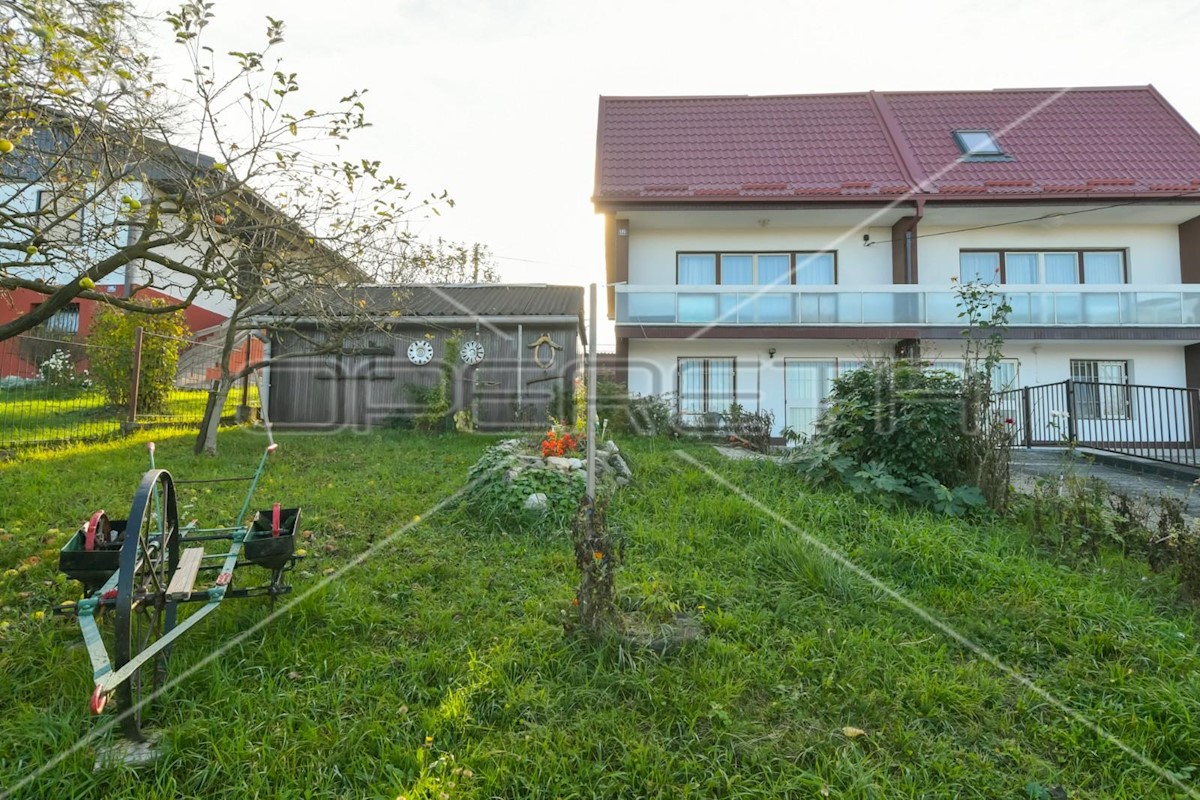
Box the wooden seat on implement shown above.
[167,548,205,600]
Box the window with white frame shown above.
[959,250,1126,285]
[926,358,1020,391]
[677,357,735,425]
[1070,359,1131,420]
[675,252,836,286]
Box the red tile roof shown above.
[593,87,1200,204]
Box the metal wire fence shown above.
[0,328,259,452]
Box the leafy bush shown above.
[1024,473,1126,559]
[786,440,985,517]
[595,379,675,437]
[815,360,971,487]
[87,303,188,412]
[410,333,459,432]
[722,403,774,452]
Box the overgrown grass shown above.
[1,430,1199,798]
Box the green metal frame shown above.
[63,443,292,716]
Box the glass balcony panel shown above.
[625,292,676,323]
[1082,293,1120,324]
[1135,293,1182,324]
[748,294,793,323]
[798,293,837,323]
[1183,293,1200,324]
[1054,293,1082,324]
[718,293,739,323]
[621,285,1199,327]
[678,293,719,324]
[1028,293,1054,323]
[835,293,862,324]
[1006,293,1030,324]
[926,293,959,324]
[861,293,893,323]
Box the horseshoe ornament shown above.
[528,333,563,370]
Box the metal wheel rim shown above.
[115,469,179,741]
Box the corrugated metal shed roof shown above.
[250,284,585,319]
[593,86,1200,203]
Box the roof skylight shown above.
[953,129,1012,161]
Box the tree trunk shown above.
[195,378,233,456]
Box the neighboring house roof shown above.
[249,284,586,320]
[593,86,1200,204]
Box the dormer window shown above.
[953,129,1012,161]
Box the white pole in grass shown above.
[586,283,598,502]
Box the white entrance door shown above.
[784,359,837,438]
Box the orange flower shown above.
[592,551,603,561]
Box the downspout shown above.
[899,198,925,361]
[906,197,925,284]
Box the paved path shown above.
[1010,448,1200,517]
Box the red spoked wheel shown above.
[114,469,180,741]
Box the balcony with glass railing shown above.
[614,284,1200,327]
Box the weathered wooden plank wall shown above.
[268,322,579,430]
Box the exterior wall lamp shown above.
[768,347,776,359]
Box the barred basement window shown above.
[34,302,80,334]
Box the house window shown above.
[959,250,1126,285]
[678,357,735,425]
[794,253,835,285]
[926,358,1020,391]
[35,303,81,334]
[675,252,836,285]
[784,358,837,438]
[36,188,86,242]
[1070,359,1131,420]
[677,254,716,285]
[953,130,1012,161]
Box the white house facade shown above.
[594,87,1200,441]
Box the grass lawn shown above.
[2,429,1200,798]
[0,385,258,449]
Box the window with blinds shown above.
[959,250,1126,285]
[677,357,736,426]
[675,252,836,285]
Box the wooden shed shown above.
[255,284,584,431]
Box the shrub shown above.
[722,403,774,452]
[87,303,188,412]
[1026,473,1123,558]
[410,332,459,432]
[815,360,972,487]
[595,378,675,437]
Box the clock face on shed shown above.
[407,340,434,365]
[460,340,485,365]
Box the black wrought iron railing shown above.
[993,380,1200,468]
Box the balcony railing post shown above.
[1065,380,1078,443]
[1021,386,1032,448]
[1191,389,1200,451]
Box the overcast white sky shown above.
[138,0,1200,344]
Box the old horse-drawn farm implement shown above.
[54,440,303,741]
